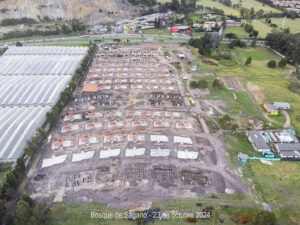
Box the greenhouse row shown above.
[0,75,72,106]
[0,46,87,162]
[0,106,52,162]
[0,55,85,76]
[4,46,88,56]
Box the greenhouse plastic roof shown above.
[5,46,88,55]
[0,55,84,75]
[0,106,51,162]
[0,46,87,162]
[0,75,72,106]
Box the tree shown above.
[252,30,259,38]
[46,109,60,127]
[31,202,49,225]
[190,81,198,89]
[16,41,22,47]
[14,200,32,225]
[278,58,287,67]
[60,89,72,105]
[6,172,17,187]
[198,80,208,89]
[49,204,66,223]
[0,199,5,222]
[267,60,277,68]
[107,25,112,32]
[229,40,235,49]
[4,200,16,223]
[21,192,33,207]
[15,158,26,179]
[212,79,223,89]
[60,24,71,34]
[245,56,252,65]
[251,210,276,225]
[251,39,256,47]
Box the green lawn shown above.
[225,26,249,38]
[160,0,281,15]
[143,28,171,35]
[249,161,300,225]
[232,0,281,13]
[197,0,240,17]
[242,20,273,38]
[269,18,300,34]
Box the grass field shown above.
[197,0,240,17]
[143,28,171,35]
[242,20,273,38]
[190,45,300,133]
[47,193,260,225]
[232,0,281,13]
[224,26,249,38]
[269,18,300,34]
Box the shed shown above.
[273,102,291,110]
[247,131,271,152]
[263,104,278,115]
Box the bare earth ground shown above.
[25,44,249,210]
[221,76,246,91]
[247,82,266,104]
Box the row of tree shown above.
[266,31,300,65]
[243,23,259,38]
[128,0,156,7]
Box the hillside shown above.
[0,0,140,23]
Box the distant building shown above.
[263,104,278,115]
[171,25,191,34]
[203,21,216,31]
[246,131,271,152]
[192,23,202,28]
[275,143,300,159]
[273,102,291,110]
[226,20,242,27]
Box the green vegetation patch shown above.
[225,26,249,39]
[0,162,12,184]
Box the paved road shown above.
[1,33,268,47]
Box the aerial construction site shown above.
[26,44,247,209]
